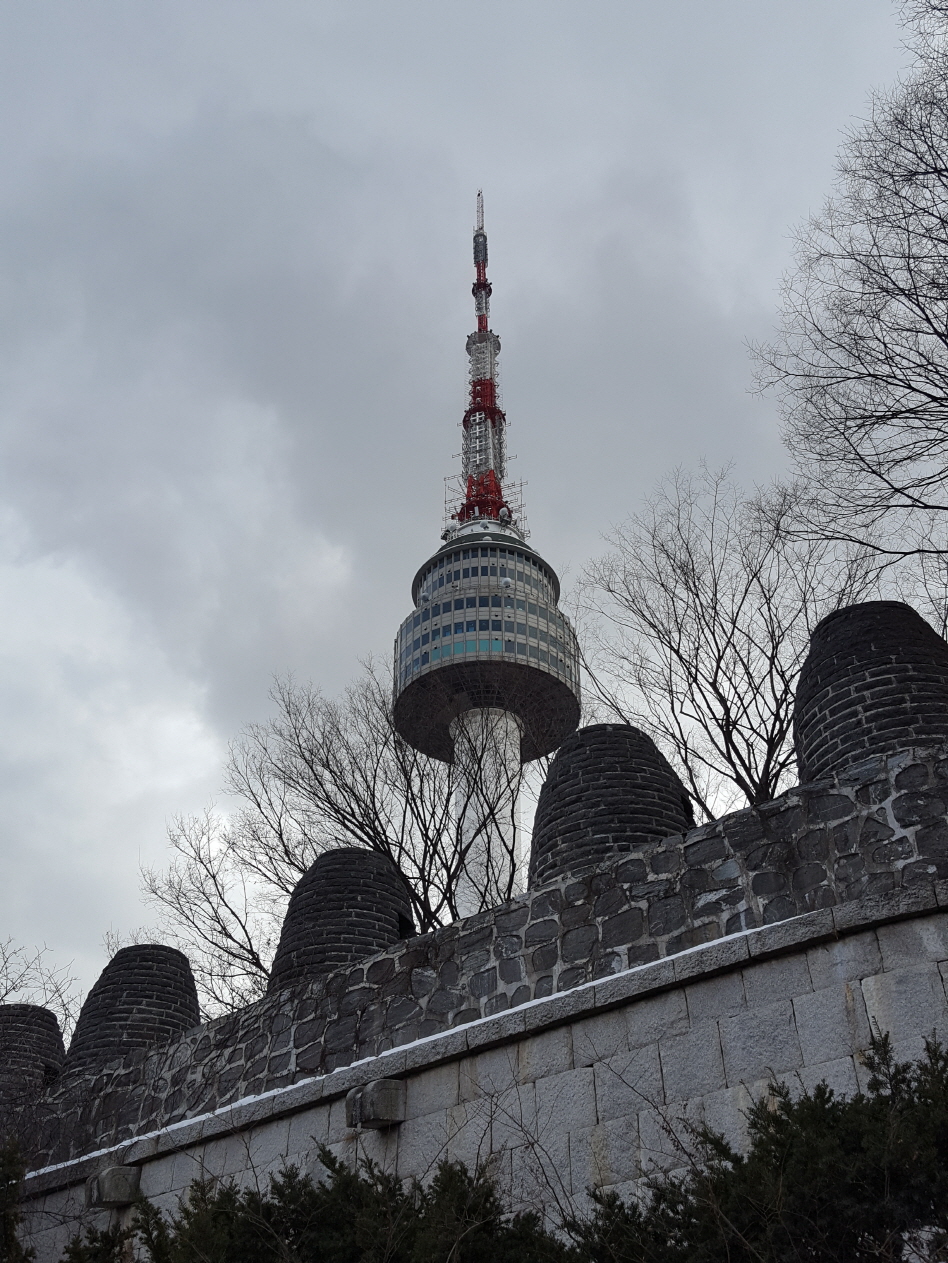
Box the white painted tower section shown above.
[449,707,524,917]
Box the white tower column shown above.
[449,707,523,918]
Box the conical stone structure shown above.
[63,945,199,1077]
[267,848,415,993]
[0,1004,64,1097]
[529,723,694,887]
[794,601,948,783]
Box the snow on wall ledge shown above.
[24,744,948,1169]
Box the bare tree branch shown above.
[142,809,275,1015]
[756,1,948,567]
[581,468,877,819]
[144,660,540,1014]
[0,939,79,1038]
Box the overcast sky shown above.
[0,1,909,996]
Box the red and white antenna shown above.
[455,191,514,526]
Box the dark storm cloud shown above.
[0,0,905,986]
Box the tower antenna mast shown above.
[457,191,512,526]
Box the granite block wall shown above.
[20,889,948,1262]
[24,742,948,1169]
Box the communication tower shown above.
[392,194,581,914]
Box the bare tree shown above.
[756,0,948,567]
[581,468,877,820]
[0,939,78,1037]
[145,661,536,1014]
[142,810,276,1014]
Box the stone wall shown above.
[20,884,948,1262]
[27,742,948,1169]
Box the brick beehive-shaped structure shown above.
[62,946,199,1078]
[0,1004,64,1097]
[528,723,694,887]
[794,601,948,784]
[267,848,414,994]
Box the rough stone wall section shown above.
[268,848,414,994]
[61,946,199,1079]
[28,744,948,1167]
[20,889,948,1263]
[794,601,948,783]
[528,724,695,886]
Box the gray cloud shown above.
[0,0,904,990]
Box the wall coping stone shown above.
[23,877,948,1200]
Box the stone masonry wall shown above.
[28,743,948,1168]
[21,887,948,1262]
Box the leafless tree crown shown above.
[0,938,78,1037]
[582,468,876,819]
[756,0,948,568]
[144,663,538,1014]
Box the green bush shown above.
[1,1141,34,1262]
[61,1149,572,1263]
[53,1034,948,1263]
[568,1032,948,1263]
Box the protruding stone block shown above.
[86,1165,141,1208]
[345,1078,406,1129]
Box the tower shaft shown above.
[450,707,523,916]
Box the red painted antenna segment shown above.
[454,192,515,527]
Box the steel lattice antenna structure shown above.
[392,194,581,916]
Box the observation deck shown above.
[393,520,581,762]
